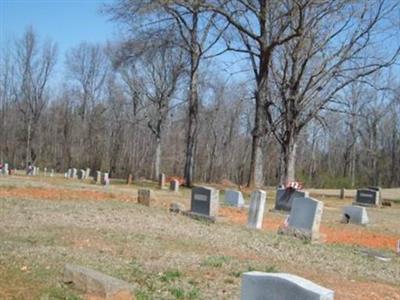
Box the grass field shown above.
[0,175,399,299]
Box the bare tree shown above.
[13,27,57,165]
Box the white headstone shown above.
[44,167,47,176]
[72,168,77,179]
[241,272,334,300]
[103,172,109,186]
[85,168,91,179]
[342,205,369,225]
[225,190,245,207]
[96,171,101,184]
[50,169,54,177]
[247,190,266,229]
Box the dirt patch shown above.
[0,187,135,202]
[219,207,399,251]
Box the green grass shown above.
[160,270,182,282]
[201,256,231,268]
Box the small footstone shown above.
[63,264,135,300]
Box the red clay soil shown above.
[0,187,135,202]
[219,207,399,251]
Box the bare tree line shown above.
[0,0,399,188]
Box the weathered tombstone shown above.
[279,196,324,241]
[3,163,9,176]
[342,205,369,225]
[225,190,245,207]
[170,179,179,192]
[127,174,132,185]
[78,169,86,180]
[159,173,166,189]
[247,190,266,229]
[64,172,68,178]
[102,172,110,186]
[44,167,47,176]
[36,167,40,176]
[354,188,380,207]
[339,188,345,199]
[85,168,91,179]
[96,171,101,184]
[241,272,334,300]
[63,264,134,300]
[189,186,219,221]
[72,168,77,179]
[138,189,154,206]
[32,166,37,176]
[275,188,309,211]
[50,169,54,177]
[67,168,72,178]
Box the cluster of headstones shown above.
[158,173,180,192]
[27,166,54,176]
[65,168,112,186]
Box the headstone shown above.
[354,188,380,207]
[63,264,133,300]
[85,168,91,179]
[64,172,68,178]
[225,190,245,207]
[72,168,77,179]
[67,168,72,178]
[78,169,86,180]
[247,190,266,229]
[189,186,219,220]
[50,169,54,177]
[275,188,309,211]
[397,240,400,255]
[339,188,345,199]
[159,173,166,189]
[3,163,9,176]
[44,167,47,176]
[279,196,324,241]
[138,189,154,206]
[102,172,110,186]
[96,171,101,184]
[241,272,334,300]
[342,205,369,225]
[127,174,132,185]
[32,166,37,176]
[170,179,179,192]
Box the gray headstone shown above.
[85,168,91,179]
[285,196,324,241]
[63,264,133,299]
[247,190,266,229]
[225,190,245,207]
[190,186,219,219]
[170,179,179,192]
[96,171,101,184]
[275,188,309,211]
[342,205,369,225]
[72,168,77,179]
[354,188,379,206]
[159,173,166,189]
[138,189,154,206]
[36,167,40,176]
[44,167,47,176]
[50,169,54,177]
[241,272,334,300]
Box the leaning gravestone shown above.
[241,272,334,300]
[275,187,309,211]
[63,264,134,300]
[138,189,154,206]
[159,173,166,189]
[247,190,266,229]
[170,179,179,192]
[188,186,219,221]
[354,188,380,207]
[225,190,245,208]
[279,196,324,241]
[342,205,369,225]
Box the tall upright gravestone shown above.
[159,173,166,189]
[189,186,219,221]
[170,179,179,192]
[96,171,101,184]
[275,187,309,211]
[247,190,266,229]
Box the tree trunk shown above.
[281,135,298,185]
[154,136,161,181]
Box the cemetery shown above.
[0,171,399,299]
